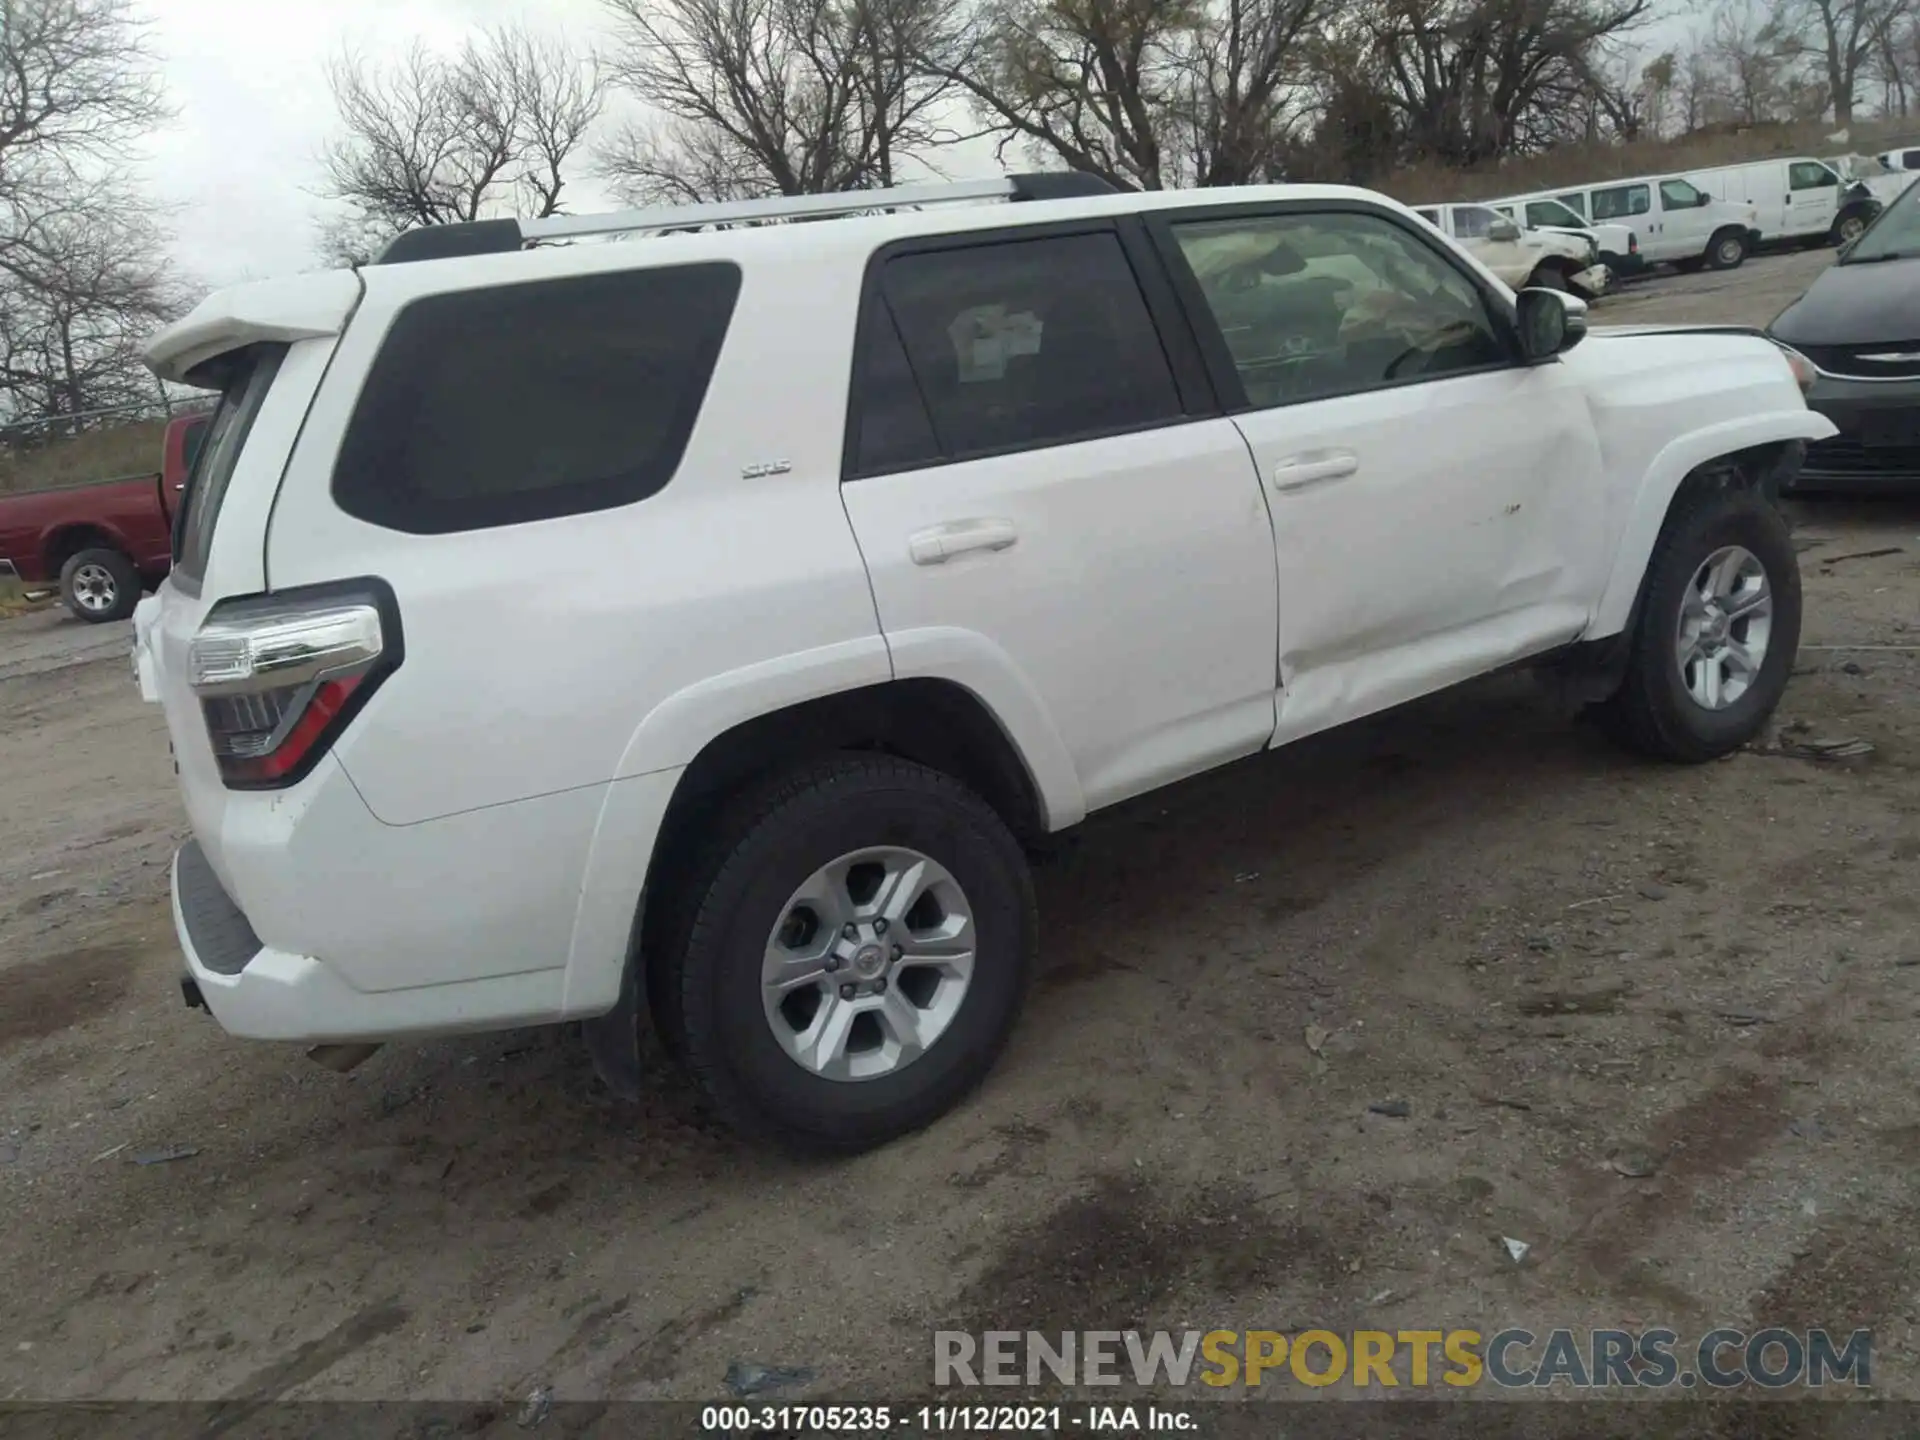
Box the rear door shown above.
[1146,201,1607,745]
[839,221,1280,813]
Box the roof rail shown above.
[370,171,1120,266]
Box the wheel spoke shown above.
[1697,656,1724,708]
[765,953,833,994]
[900,916,975,978]
[1725,580,1771,622]
[1722,639,1759,680]
[877,991,928,1065]
[865,855,930,925]
[1705,551,1742,600]
[800,993,861,1079]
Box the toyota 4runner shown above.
[136,173,1834,1154]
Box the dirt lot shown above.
[5,249,1920,1413]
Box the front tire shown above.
[658,754,1037,1155]
[1832,211,1869,246]
[59,547,139,623]
[1528,265,1571,292]
[1593,488,1801,763]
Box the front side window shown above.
[1556,193,1590,219]
[864,231,1183,465]
[1592,185,1650,220]
[1528,200,1582,228]
[1659,178,1703,210]
[333,263,741,534]
[1169,209,1509,410]
[1790,161,1838,190]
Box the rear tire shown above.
[1706,228,1749,270]
[1592,488,1801,763]
[656,754,1037,1155]
[58,547,139,624]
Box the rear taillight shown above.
[1629,233,1639,253]
[187,580,402,789]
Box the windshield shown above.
[1843,175,1920,262]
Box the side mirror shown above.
[1516,287,1588,361]
[1697,192,1713,206]
[1488,219,1523,242]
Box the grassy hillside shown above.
[0,418,170,496]
[1387,116,1920,205]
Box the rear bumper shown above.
[1790,373,1920,489]
[172,838,573,1043]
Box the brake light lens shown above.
[1629,233,1639,253]
[187,581,401,789]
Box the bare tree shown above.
[1774,0,1895,123]
[599,0,964,203]
[1703,0,1805,123]
[0,0,171,275]
[0,1,186,427]
[319,25,605,253]
[0,201,185,420]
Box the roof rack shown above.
[373,171,1121,265]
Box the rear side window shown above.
[1592,184,1650,219]
[333,263,741,534]
[174,344,287,582]
[852,231,1182,471]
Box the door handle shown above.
[1271,451,1359,494]
[909,518,1018,565]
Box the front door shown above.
[1147,203,1608,745]
[1787,161,1842,238]
[840,223,1280,815]
[1657,177,1717,258]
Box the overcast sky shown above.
[138,0,626,288]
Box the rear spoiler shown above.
[144,270,365,386]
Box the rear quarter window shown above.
[174,344,288,583]
[332,262,742,534]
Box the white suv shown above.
[138,174,1834,1154]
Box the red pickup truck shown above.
[0,411,209,623]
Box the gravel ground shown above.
[4,249,1920,1414]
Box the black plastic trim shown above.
[840,217,1224,482]
[374,219,525,265]
[1009,171,1122,201]
[175,839,262,977]
[205,576,406,792]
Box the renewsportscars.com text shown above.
[934,1328,1872,1390]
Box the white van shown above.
[1684,157,1877,247]
[1498,176,1761,270]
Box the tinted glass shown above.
[1790,161,1838,189]
[1528,200,1582,228]
[876,233,1182,461]
[1592,185,1650,219]
[174,345,287,581]
[1903,150,1920,168]
[1171,210,1508,410]
[850,301,940,474]
[1556,193,1589,218]
[333,263,741,534]
[1659,178,1702,209]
